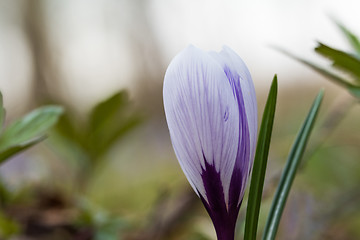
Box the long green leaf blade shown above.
[334,20,360,56]
[244,75,278,240]
[274,47,360,99]
[262,90,324,240]
[315,42,360,81]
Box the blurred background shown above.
[0,0,359,239]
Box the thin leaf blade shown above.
[334,20,360,56]
[244,75,278,240]
[274,47,360,99]
[262,90,324,240]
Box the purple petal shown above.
[163,45,240,203]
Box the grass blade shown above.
[334,20,360,56]
[274,47,360,99]
[262,90,324,240]
[244,75,278,240]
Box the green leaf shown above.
[88,91,142,159]
[0,136,46,164]
[262,90,324,240]
[244,75,278,240]
[334,20,360,56]
[0,106,63,164]
[0,106,63,152]
[315,42,360,81]
[54,111,88,153]
[89,91,129,131]
[274,47,360,99]
[76,197,128,240]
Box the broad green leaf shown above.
[315,43,360,81]
[262,90,324,240]
[0,92,5,134]
[54,112,88,153]
[0,136,45,164]
[274,47,360,99]
[89,91,129,131]
[0,106,63,152]
[52,91,143,170]
[334,20,360,56]
[88,90,142,159]
[95,115,142,154]
[244,75,278,240]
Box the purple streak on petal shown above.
[210,47,256,207]
[223,66,251,209]
[164,45,257,240]
[199,65,250,240]
[210,46,257,166]
[217,46,258,168]
[163,45,240,203]
[199,155,236,240]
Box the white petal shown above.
[209,46,258,162]
[163,45,239,202]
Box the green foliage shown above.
[275,21,360,99]
[76,198,128,240]
[334,20,360,56]
[262,90,324,240]
[274,47,360,99]
[315,43,360,81]
[88,91,142,160]
[244,75,278,240]
[0,211,20,238]
[54,90,143,184]
[0,91,62,237]
[0,93,63,164]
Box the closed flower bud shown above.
[163,45,257,240]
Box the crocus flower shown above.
[163,45,257,240]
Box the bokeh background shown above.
[0,0,359,239]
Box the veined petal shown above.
[211,46,258,163]
[209,46,258,206]
[163,45,239,204]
